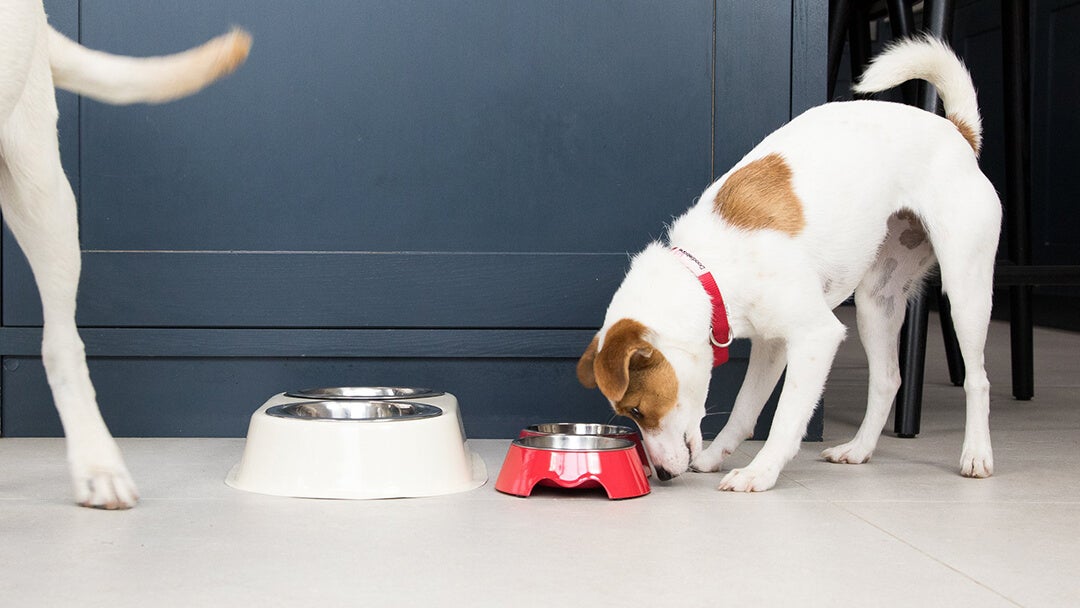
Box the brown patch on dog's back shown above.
[713,153,806,236]
[583,319,678,430]
[948,115,981,157]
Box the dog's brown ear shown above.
[593,319,653,403]
[577,335,600,388]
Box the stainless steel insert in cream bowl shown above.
[226,388,486,499]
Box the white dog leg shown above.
[913,177,999,478]
[692,338,785,472]
[0,34,137,509]
[948,293,994,479]
[820,289,905,465]
[824,219,935,465]
[720,313,846,492]
[931,212,998,478]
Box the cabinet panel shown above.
[77,0,713,253]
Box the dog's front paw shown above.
[717,467,778,492]
[70,462,139,510]
[690,446,728,473]
[959,445,994,479]
[821,441,873,465]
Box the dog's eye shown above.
[629,407,644,420]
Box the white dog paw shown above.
[959,447,994,479]
[690,447,729,473]
[821,441,872,465]
[717,467,778,492]
[71,465,139,510]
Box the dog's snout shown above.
[654,466,675,481]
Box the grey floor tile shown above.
[0,473,1016,608]
[837,501,1080,608]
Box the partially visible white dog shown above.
[0,1,250,508]
[577,37,999,490]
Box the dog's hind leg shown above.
[692,338,785,473]
[823,214,936,465]
[0,30,137,508]
[923,179,1000,478]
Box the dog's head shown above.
[576,246,714,480]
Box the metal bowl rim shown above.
[283,386,445,400]
[524,422,637,437]
[265,400,444,422]
[512,435,635,452]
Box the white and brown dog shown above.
[577,37,999,491]
[0,1,250,508]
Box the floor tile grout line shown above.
[825,499,1028,608]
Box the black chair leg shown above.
[922,0,964,389]
[847,1,872,95]
[827,0,853,100]
[938,291,966,386]
[1010,286,1034,399]
[893,0,954,438]
[885,0,918,104]
[1003,0,1035,401]
[917,0,954,112]
[896,296,930,437]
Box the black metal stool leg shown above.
[893,0,954,437]
[848,0,872,96]
[938,291,966,386]
[885,0,918,104]
[1009,286,1035,399]
[917,0,954,112]
[927,0,966,389]
[920,0,965,388]
[896,296,930,437]
[828,0,853,100]
[1003,0,1035,401]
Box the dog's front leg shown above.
[0,49,137,509]
[719,316,845,492]
[692,337,785,473]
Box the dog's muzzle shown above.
[654,467,675,481]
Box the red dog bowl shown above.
[520,422,651,477]
[495,435,650,500]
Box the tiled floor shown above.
[1,308,1078,607]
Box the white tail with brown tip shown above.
[854,35,982,155]
[47,26,251,105]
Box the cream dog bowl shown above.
[226,389,486,499]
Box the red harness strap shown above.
[671,246,732,367]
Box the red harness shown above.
[671,246,733,367]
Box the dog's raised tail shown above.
[47,26,251,105]
[853,36,981,156]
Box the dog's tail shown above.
[853,35,982,156]
[47,26,251,105]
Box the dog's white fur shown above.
[583,37,999,490]
[0,1,250,508]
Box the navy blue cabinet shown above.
[1,2,826,438]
